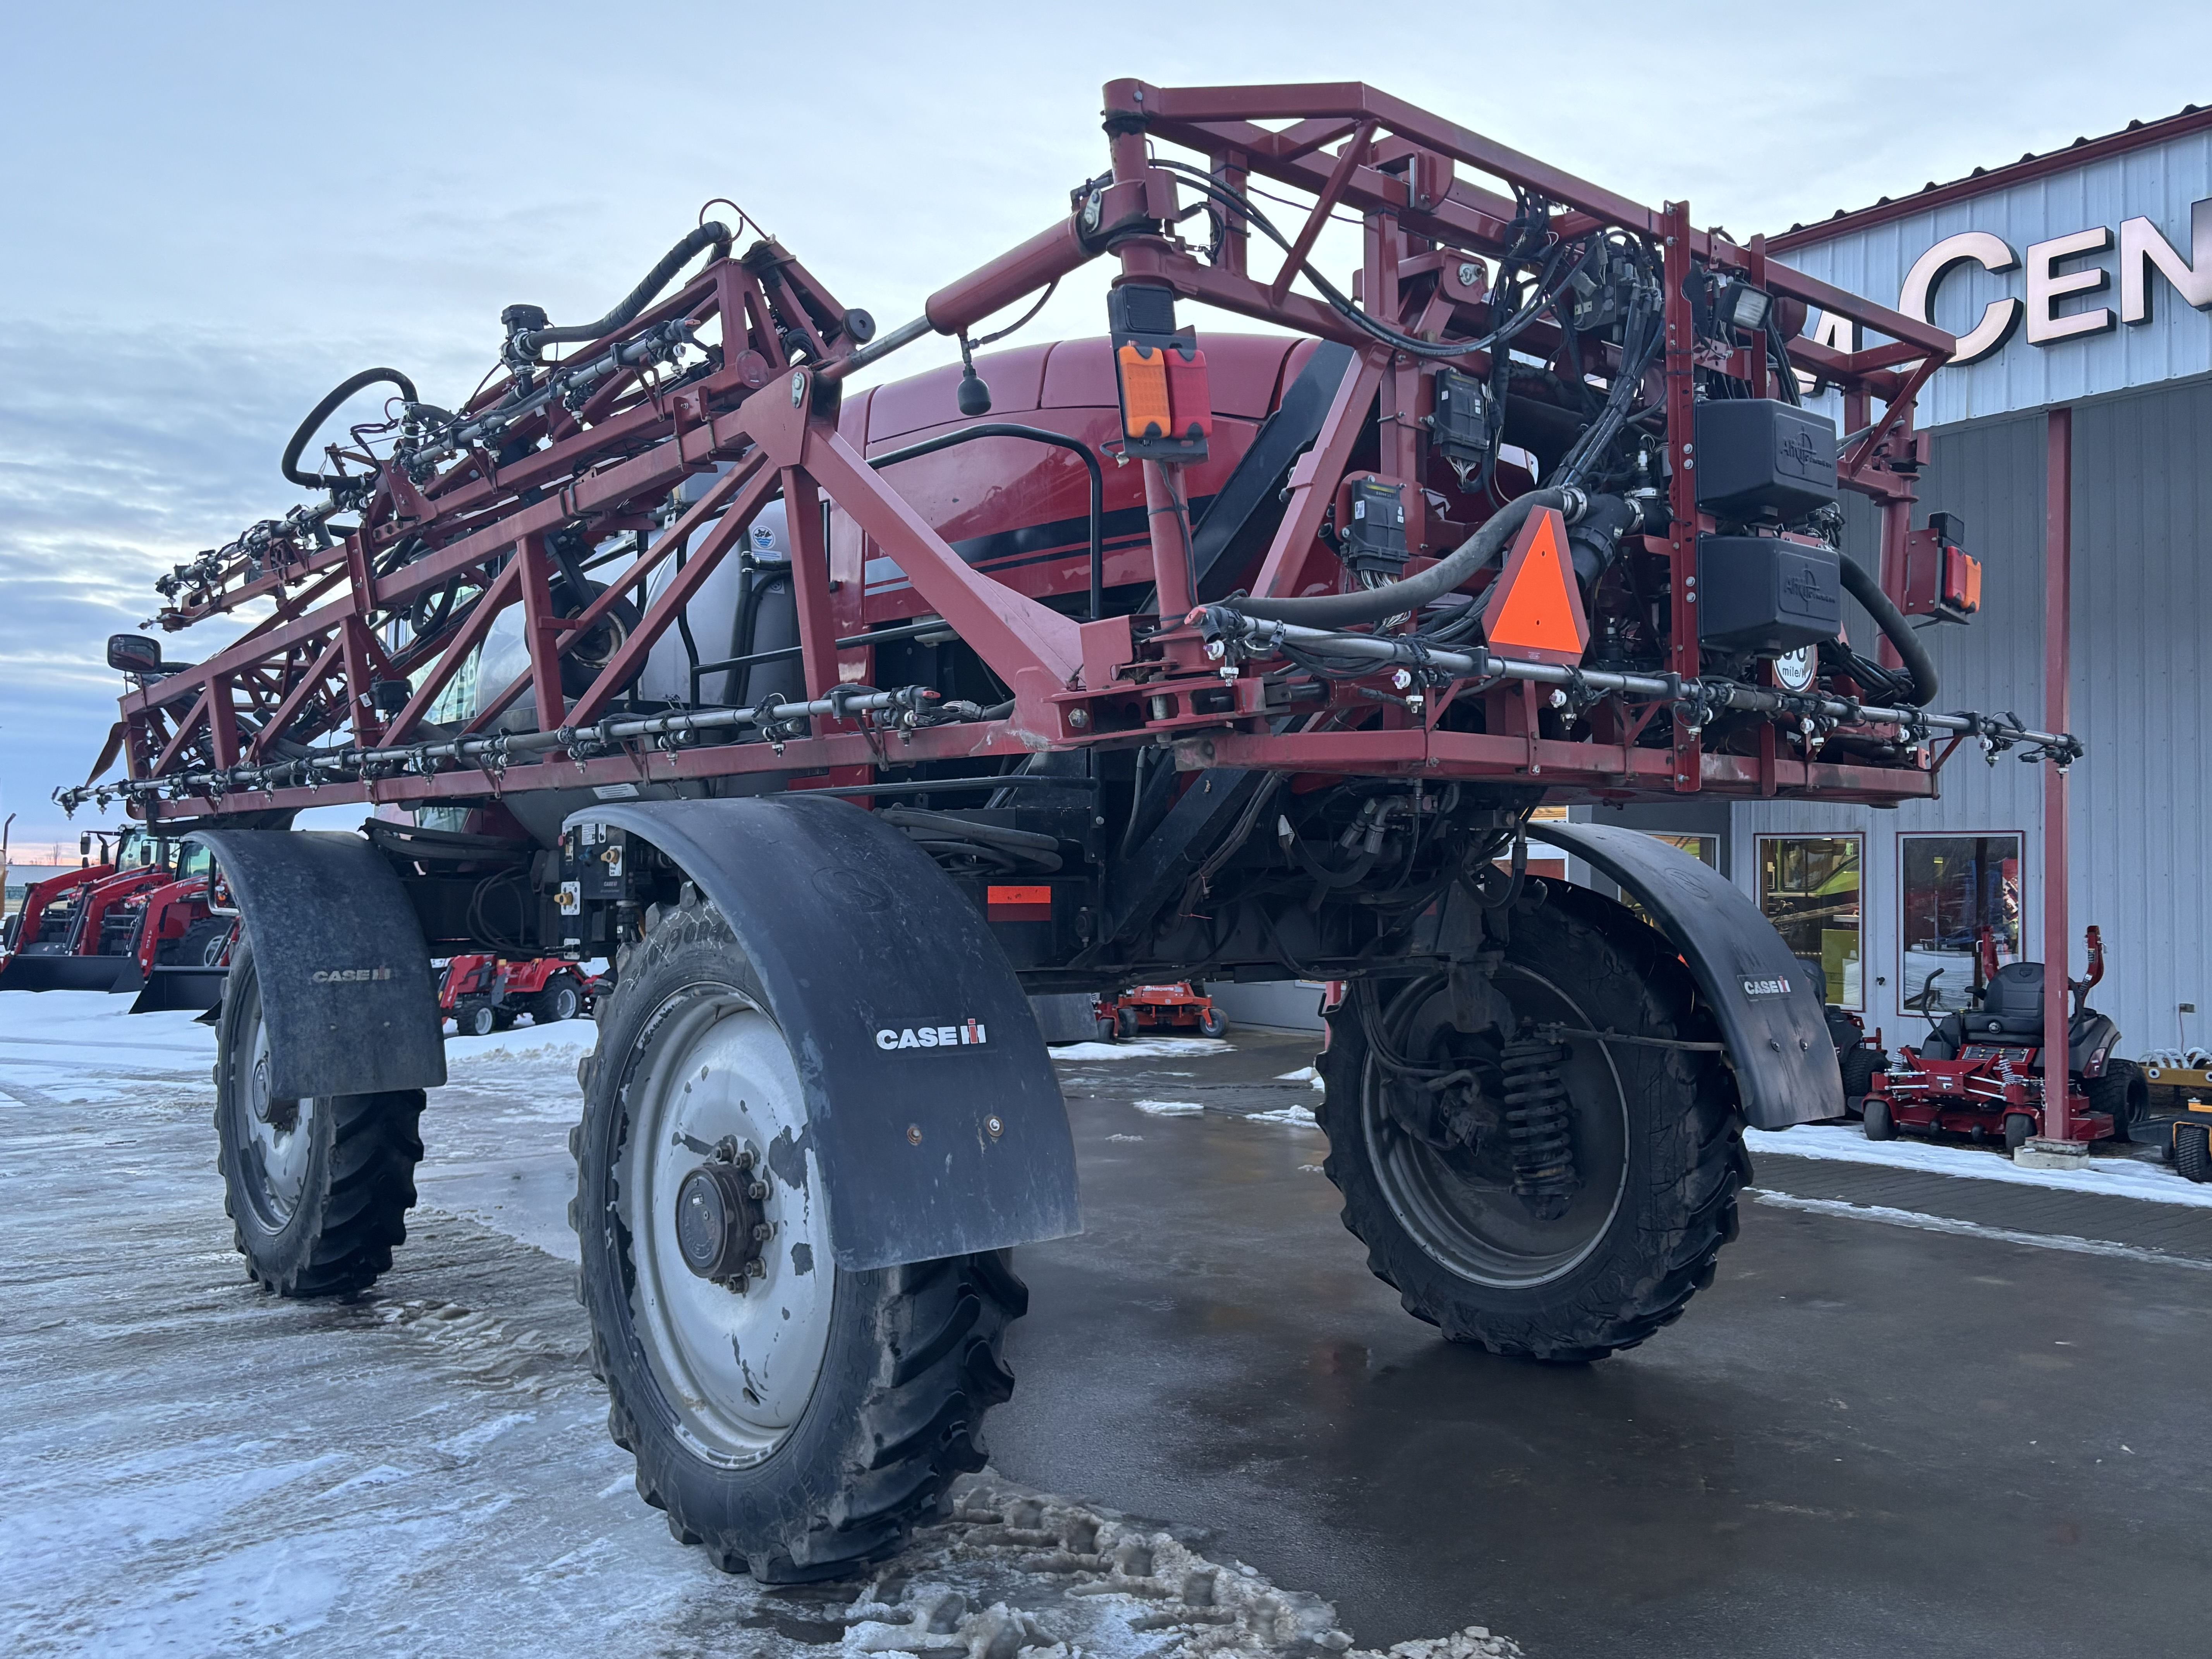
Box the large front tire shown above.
[214,943,423,1297]
[572,886,1026,1581]
[1317,886,1749,1363]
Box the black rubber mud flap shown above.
[569,797,1080,1271]
[187,830,447,1100]
[1530,820,1840,1128]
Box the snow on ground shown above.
[1048,1037,1235,1061]
[0,990,1511,1657]
[1746,1121,2212,1210]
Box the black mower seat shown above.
[1968,962,2048,1041]
[1920,959,2121,1077]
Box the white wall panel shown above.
[1735,378,2212,1058]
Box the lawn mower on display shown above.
[52,79,2088,1581]
[1098,980,1228,1039]
[1860,926,2145,1150]
[437,952,593,1036]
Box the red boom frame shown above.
[80,80,1982,826]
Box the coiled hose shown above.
[1838,554,1938,707]
[510,222,732,356]
[282,367,419,488]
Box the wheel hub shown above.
[675,1147,769,1288]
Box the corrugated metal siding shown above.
[1735,414,2049,1019]
[1780,129,2212,427]
[2067,377,2212,1054]
[1735,377,2212,1057]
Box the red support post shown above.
[1662,200,1702,793]
[1142,462,1197,619]
[516,534,567,736]
[2042,406,2075,1140]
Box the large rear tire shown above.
[1317,885,1749,1363]
[532,972,583,1025]
[572,886,1026,1581]
[214,943,423,1297]
[2086,1058,2147,1143]
[2177,1124,2210,1183]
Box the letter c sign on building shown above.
[1899,232,2021,365]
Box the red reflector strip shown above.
[986,884,1053,922]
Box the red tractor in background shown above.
[437,953,591,1036]
[1098,981,1228,1039]
[0,828,233,1008]
[1861,926,2147,1150]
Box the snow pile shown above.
[1051,1038,1234,1062]
[828,1474,1520,1659]
[1746,1123,2212,1211]
[1133,1099,1205,1117]
[1243,1105,1319,1128]
[1274,1066,1328,1093]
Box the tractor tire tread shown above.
[575,891,1026,1583]
[216,1088,423,1298]
[1318,886,1747,1364]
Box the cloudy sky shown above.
[5,0,2207,849]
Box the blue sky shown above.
[5,0,2207,848]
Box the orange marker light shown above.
[1116,342,1173,441]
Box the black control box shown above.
[1697,534,1841,653]
[1693,399,1838,520]
[1337,477,1408,576]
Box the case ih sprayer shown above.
[52,81,2081,1581]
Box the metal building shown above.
[1716,106,2212,1060]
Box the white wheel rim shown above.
[243,1014,316,1223]
[620,993,835,1466]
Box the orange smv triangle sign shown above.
[1479,505,1588,666]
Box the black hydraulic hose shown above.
[869,422,1105,620]
[1225,489,1567,628]
[1838,555,1938,707]
[515,222,732,355]
[282,367,419,488]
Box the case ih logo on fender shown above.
[876,1020,988,1052]
[313,967,395,984]
[1741,976,1792,999]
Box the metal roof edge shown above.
[1770,105,2212,254]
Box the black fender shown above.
[568,796,1080,1271]
[186,830,447,1099]
[1530,820,1840,1128]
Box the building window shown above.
[1898,833,2024,1015]
[1756,835,1863,1009]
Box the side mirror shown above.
[107,634,162,674]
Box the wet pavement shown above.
[10,991,2208,1656]
[996,1030,2212,1659]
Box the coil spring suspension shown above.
[1499,1036,1577,1219]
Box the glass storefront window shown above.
[1757,835,1863,1009]
[1898,833,2023,1015]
